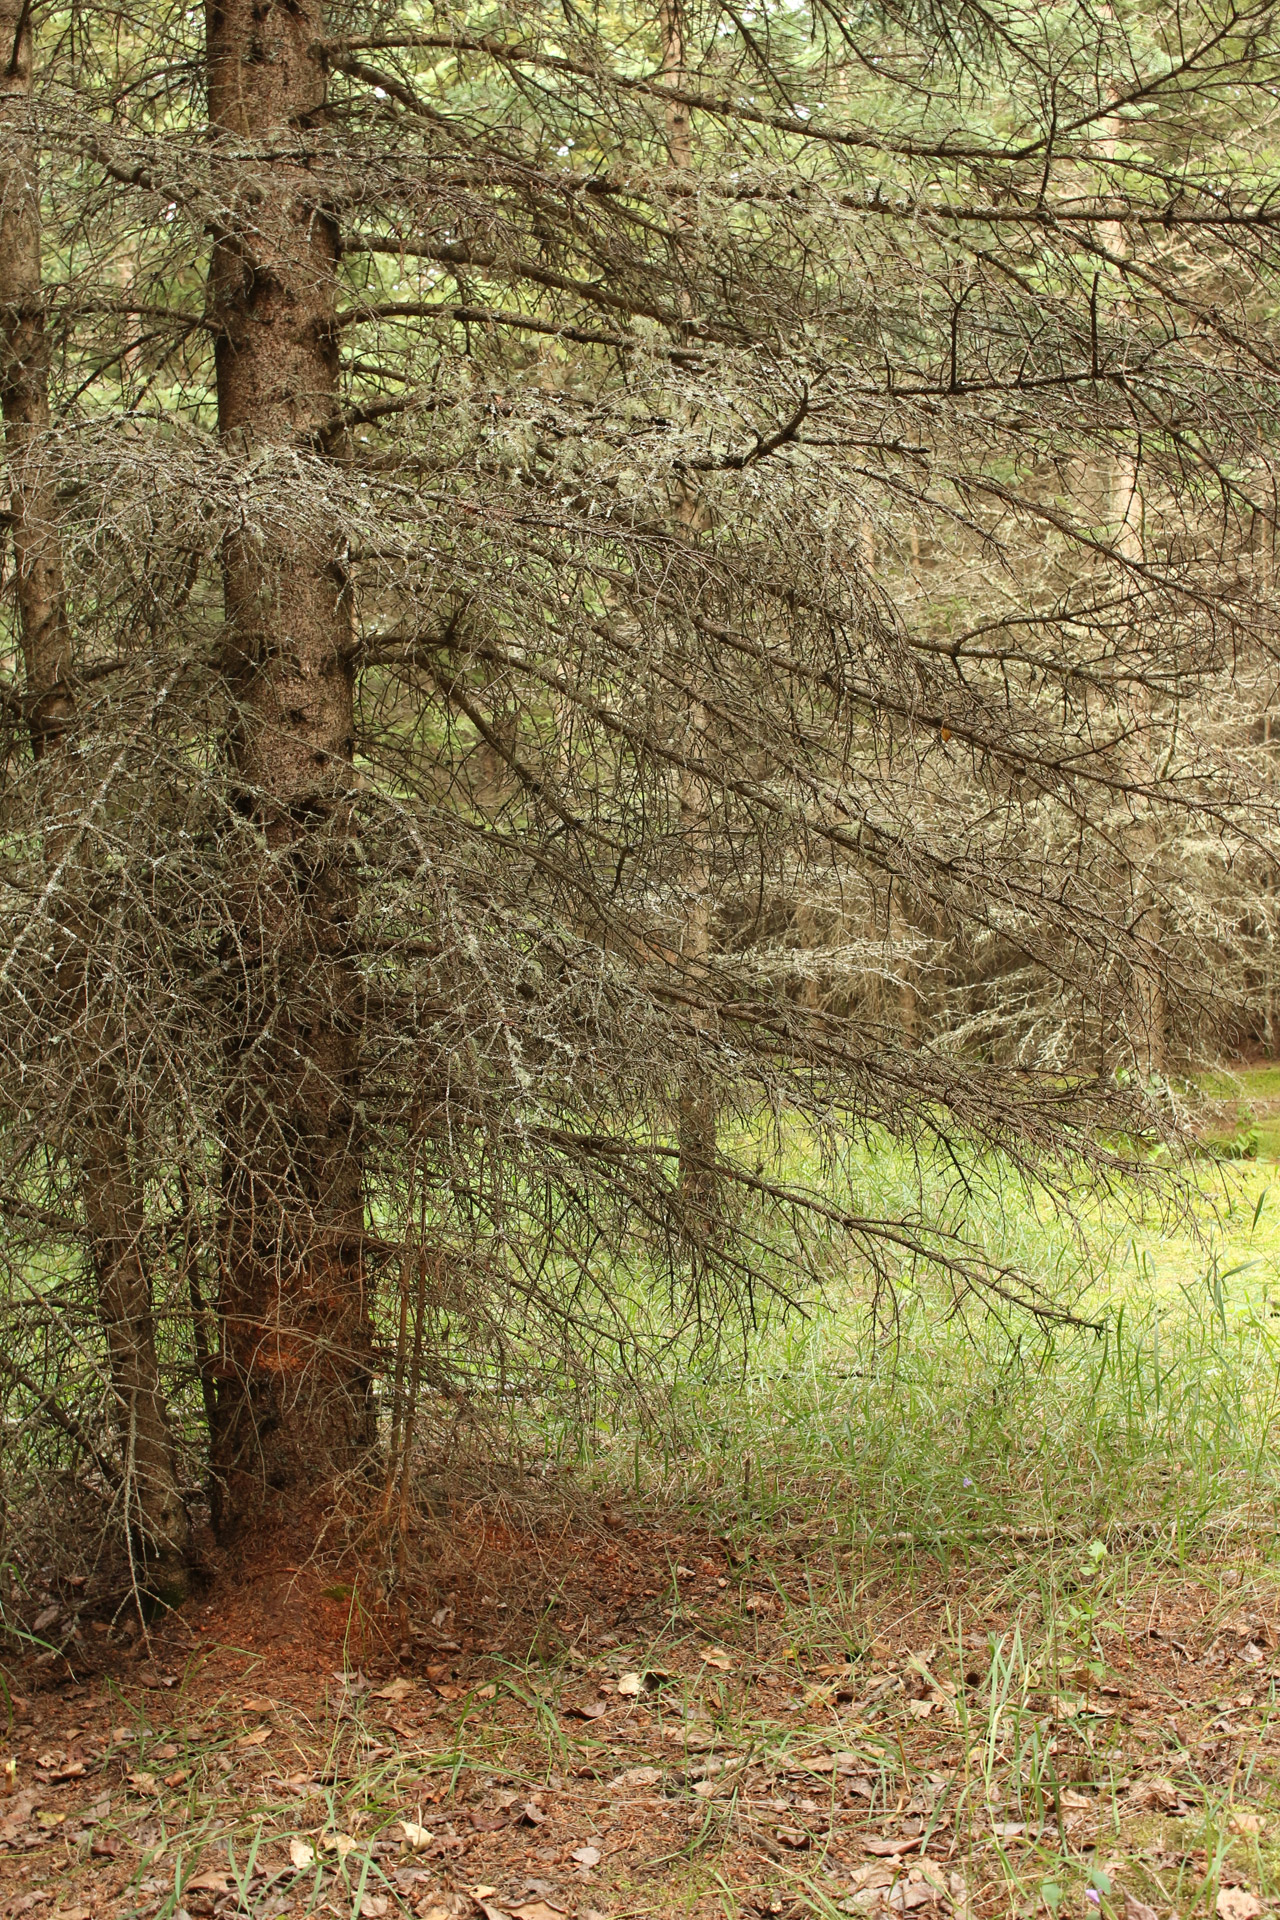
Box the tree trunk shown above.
[0,0,71,762]
[1110,450,1167,1080]
[888,890,920,1044]
[1098,115,1167,1081]
[0,0,189,1603]
[205,0,374,1537]
[659,2,720,1233]
[676,702,718,1233]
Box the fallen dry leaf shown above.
[1131,1778,1180,1812]
[701,1648,733,1671]
[662,1724,719,1752]
[321,1831,358,1858]
[848,1865,898,1895]
[126,1770,158,1794]
[618,1668,673,1696]
[562,1699,608,1721]
[887,1882,943,1912]
[1124,1896,1159,1920]
[775,1826,813,1849]
[237,1726,269,1748]
[360,1897,388,1919]
[864,1837,921,1858]
[1218,1894,1264,1920]
[184,1873,232,1894]
[374,1678,415,1703]
[571,1844,602,1868]
[608,1765,662,1790]
[511,1905,567,1920]
[289,1838,315,1870]
[399,1820,434,1850]
[1231,1812,1266,1835]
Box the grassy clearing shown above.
[565,1142,1280,1582]
[1193,1065,1280,1160]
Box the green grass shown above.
[1200,1066,1280,1103]
[555,1142,1280,1569]
[1194,1063,1280,1158]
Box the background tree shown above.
[0,0,188,1599]
[2,0,1280,1589]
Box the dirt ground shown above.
[1,1514,1276,1920]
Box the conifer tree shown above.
[2,0,1279,1583]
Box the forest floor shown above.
[1,1521,1278,1920]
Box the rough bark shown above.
[659,1,692,174]
[205,0,374,1536]
[659,2,720,1232]
[0,0,70,760]
[1098,115,1167,1080]
[1111,451,1167,1079]
[0,0,189,1603]
[676,706,718,1233]
[888,891,921,1044]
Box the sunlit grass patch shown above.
[556,1142,1280,1572]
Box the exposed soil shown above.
[1,1515,1277,1920]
